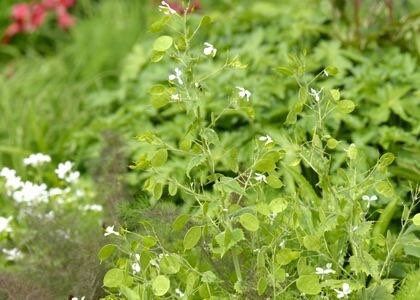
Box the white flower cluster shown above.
[2,248,23,261]
[0,216,13,234]
[23,153,51,167]
[259,134,273,146]
[254,172,267,183]
[55,161,80,184]
[83,204,103,212]
[131,253,141,275]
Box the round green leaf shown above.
[337,100,355,113]
[412,213,420,226]
[183,226,202,250]
[267,175,283,189]
[153,35,173,52]
[239,213,260,232]
[103,268,124,288]
[269,198,287,214]
[327,138,338,149]
[151,149,168,167]
[296,275,321,295]
[160,254,181,274]
[98,244,117,261]
[257,277,268,295]
[152,275,170,296]
[378,153,395,168]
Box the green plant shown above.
[100,6,419,299]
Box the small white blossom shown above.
[23,153,51,167]
[323,69,329,77]
[170,93,181,102]
[13,181,49,204]
[55,161,73,179]
[132,262,141,274]
[279,240,285,248]
[334,283,351,299]
[83,204,103,212]
[0,216,13,234]
[104,225,120,237]
[203,42,217,57]
[71,297,86,300]
[254,172,267,183]
[259,135,273,145]
[315,263,336,278]
[236,86,251,101]
[0,167,23,194]
[2,248,23,261]
[66,171,80,183]
[175,288,185,298]
[309,87,323,102]
[158,1,177,15]
[169,68,183,85]
[362,194,378,207]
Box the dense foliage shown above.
[0,0,419,299]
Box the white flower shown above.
[362,194,378,207]
[55,161,73,179]
[203,42,217,57]
[0,167,23,194]
[49,187,65,197]
[158,1,177,15]
[334,283,351,299]
[104,225,120,237]
[323,69,329,77]
[309,87,323,102]
[315,263,336,278]
[13,181,49,204]
[170,93,181,102]
[254,172,267,183]
[236,86,251,101]
[83,204,103,212]
[55,161,80,183]
[23,153,51,167]
[0,216,13,234]
[71,297,86,300]
[66,171,80,183]
[259,135,273,145]
[175,288,185,298]
[169,68,183,85]
[2,248,23,261]
[132,262,141,274]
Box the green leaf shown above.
[330,89,340,101]
[214,228,244,256]
[98,244,117,261]
[327,138,339,149]
[349,251,379,279]
[375,181,394,197]
[303,235,321,251]
[267,175,283,189]
[255,159,276,172]
[151,51,165,63]
[151,96,169,109]
[257,277,268,296]
[160,254,181,274]
[121,285,141,300]
[153,35,173,52]
[239,213,260,232]
[142,236,157,248]
[183,226,202,250]
[296,275,321,295]
[269,198,288,214]
[337,100,355,113]
[152,275,170,296]
[103,268,124,288]
[413,214,420,226]
[151,149,168,167]
[325,66,338,76]
[378,153,395,168]
[149,16,170,33]
[276,248,300,266]
[201,271,218,283]
[347,143,358,160]
[201,128,219,145]
[168,182,177,196]
[186,155,206,178]
[172,214,189,231]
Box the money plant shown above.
[100,3,420,299]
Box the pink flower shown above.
[56,6,76,29]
